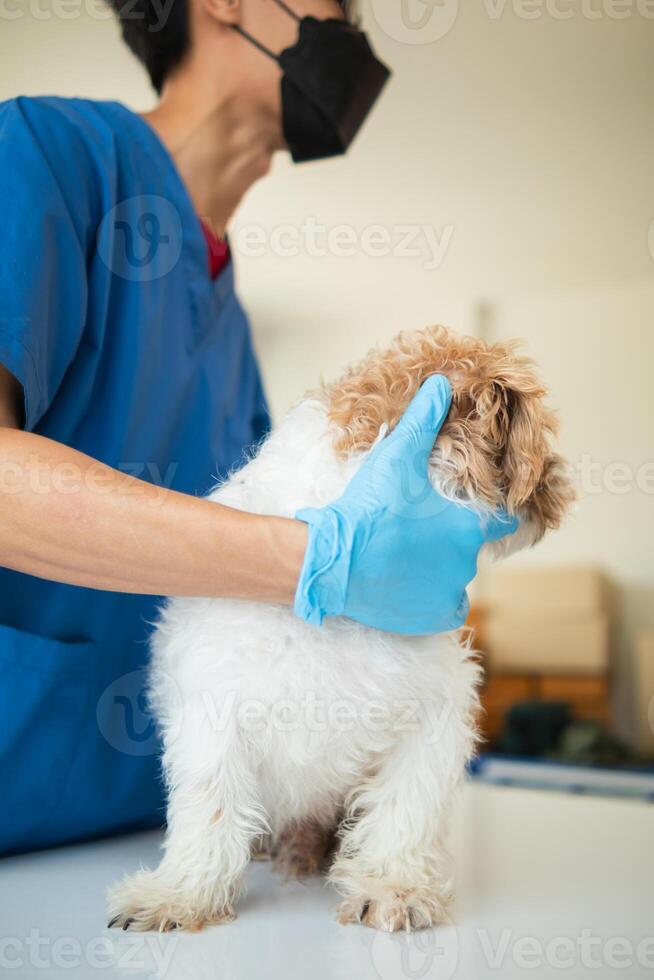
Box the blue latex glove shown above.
[294,374,518,635]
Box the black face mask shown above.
[234,0,391,163]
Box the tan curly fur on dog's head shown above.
[324,325,574,543]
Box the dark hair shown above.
[108,0,352,95]
[107,0,190,95]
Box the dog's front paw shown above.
[107,869,235,933]
[336,884,450,933]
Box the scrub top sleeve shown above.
[0,99,90,431]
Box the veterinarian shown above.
[0,0,517,856]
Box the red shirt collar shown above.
[200,219,231,280]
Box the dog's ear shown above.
[502,384,550,512]
[493,374,575,540]
[439,349,575,536]
[522,449,576,539]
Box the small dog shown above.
[108,325,573,933]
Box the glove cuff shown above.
[293,506,351,626]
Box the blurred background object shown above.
[468,564,653,788]
[471,566,615,752]
[481,565,614,752]
[1,0,652,786]
[635,630,654,755]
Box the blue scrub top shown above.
[0,97,270,854]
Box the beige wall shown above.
[1,1,653,732]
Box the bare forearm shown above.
[0,428,307,602]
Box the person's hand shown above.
[294,375,519,635]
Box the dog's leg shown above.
[107,739,265,932]
[331,689,475,933]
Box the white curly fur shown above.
[107,395,539,934]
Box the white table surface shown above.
[1,782,653,980]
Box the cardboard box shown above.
[479,672,611,741]
[634,631,654,755]
[485,566,612,618]
[539,675,611,724]
[486,613,610,674]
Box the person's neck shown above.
[142,77,265,240]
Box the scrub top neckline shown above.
[100,101,235,312]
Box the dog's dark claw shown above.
[122,918,134,931]
[107,916,120,929]
[359,902,370,922]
